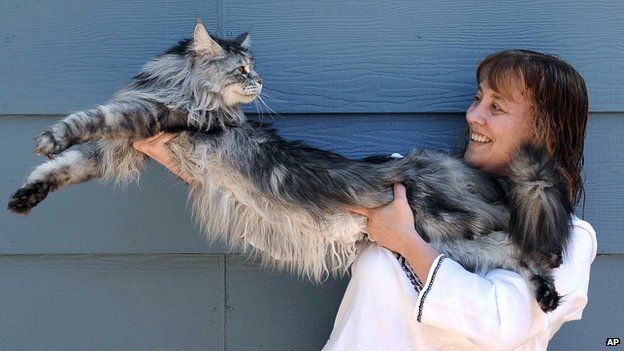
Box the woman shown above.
[323,50,597,350]
[134,50,597,350]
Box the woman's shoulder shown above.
[571,215,595,233]
[569,215,598,262]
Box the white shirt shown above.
[322,216,597,351]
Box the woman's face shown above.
[464,80,534,176]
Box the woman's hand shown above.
[345,183,420,254]
[346,183,440,280]
[132,132,190,183]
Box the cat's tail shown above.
[507,143,573,268]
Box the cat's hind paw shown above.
[532,274,561,313]
[35,131,65,157]
[7,182,50,215]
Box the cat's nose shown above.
[257,78,263,85]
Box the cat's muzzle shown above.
[243,83,262,96]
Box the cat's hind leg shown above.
[8,142,104,214]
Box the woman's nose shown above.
[466,104,486,125]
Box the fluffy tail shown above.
[507,143,573,268]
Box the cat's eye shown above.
[237,66,248,74]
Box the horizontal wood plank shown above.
[0,113,621,254]
[550,254,624,349]
[0,113,462,254]
[0,252,615,350]
[230,0,622,113]
[224,254,349,351]
[2,1,621,114]
[0,0,218,114]
[0,114,224,254]
[0,253,617,350]
[224,253,620,351]
[0,254,225,351]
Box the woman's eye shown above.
[472,95,481,103]
[491,103,503,112]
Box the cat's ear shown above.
[234,32,251,49]
[194,17,223,57]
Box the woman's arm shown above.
[416,224,594,349]
[347,183,596,349]
[132,132,191,183]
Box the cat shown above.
[8,19,571,312]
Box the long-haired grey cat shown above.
[8,19,572,312]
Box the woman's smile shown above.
[469,131,493,144]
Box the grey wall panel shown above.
[269,113,623,255]
[227,0,622,113]
[2,113,620,254]
[0,0,218,115]
[1,1,620,349]
[260,113,466,157]
[0,116,224,254]
[549,254,623,350]
[223,254,618,351]
[582,114,624,255]
[2,1,622,114]
[0,254,225,351]
[0,113,463,254]
[0,253,615,350]
[224,254,348,351]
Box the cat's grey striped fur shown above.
[8,19,572,312]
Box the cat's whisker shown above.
[252,97,261,119]
[259,91,281,101]
[257,99,276,122]
[258,91,278,99]
[257,95,280,120]
[253,99,269,125]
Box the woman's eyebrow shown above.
[489,90,508,102]
[476,85,510,103]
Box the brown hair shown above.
[476,49,589,206]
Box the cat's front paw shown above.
[8,182,51,215]
[35,131,65,156]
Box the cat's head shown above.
[190,18,262,106]
[130,19,262,126]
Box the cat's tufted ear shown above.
[234,32,251,49]
[194,17,223,57]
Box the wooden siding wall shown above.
[1,1,622,350]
